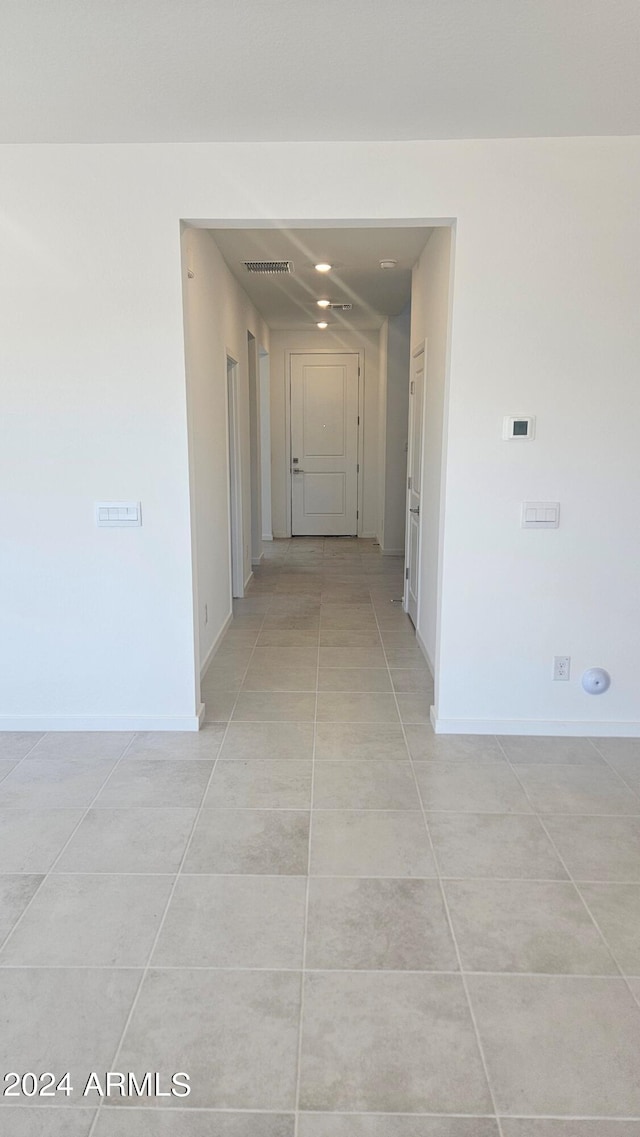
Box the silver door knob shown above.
[409,506,420,514]
[292,468,305,474]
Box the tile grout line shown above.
[85,584,274,1136]
[371,592,504,1135]
[293,537,324,1137]
[0,731,139,957]
[495,736,640,1012]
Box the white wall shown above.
[269,328,379,539]
[182,228,269,677]
[377,319,389,548]
[1,139,639,733]
[410,229,453,671]
[382,304,411,555]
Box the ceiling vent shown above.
[243,260,294,274]
[329,302,352,311]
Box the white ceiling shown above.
[208,226,433,330]
[1,1,638,143]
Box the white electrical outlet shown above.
[553,656,571,681]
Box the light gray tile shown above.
[221,721,314,760]
[444,880,616,973]
[257,628,320,646]
[390,669,434,694]
[0,1110,97,1136]
[0,874,172,966]
[299,1118,499,1137]
[578,882,640,972]
[306,877,457,970]
[55,807,196,873]
[314,722,408,761]
[204,759,312,808]
[250,646,319,668]
[316,693,399,723]
[0,732,43,760]
[201,663,246,692]
[118,968,300,1108]
[468,974,640,1115]
[384,647,431,668]
[242,664,317,692]
[319,646,386,667]
[0,760,18,782]
[318,631,383,649]
[94,1112,295,1137]
[396,695,432,724]
[203,691,237,721]
[28,732,134,760]
[94,759,212,807]
[592,736,640,768]
[310,810,435,877]
[0,875,43,942]
[500,736,604,766]
[514,763,640,814]
[184,809,310,874]
[428,813,568,880]
[0,759,116,807]
[500,1123,640,1137]
[313,761,419,809]
[543,815,640,881]
[153,875,306,968]
[0,968,140,1102]
[126,724,226,760]
[405,727,504,764]
[415,762,532,813]
[0,808,84,872]
[299,971,491,1112]
[232,692,316,721]
[318,668,392,692]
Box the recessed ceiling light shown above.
[315,263,332,273]
[317,321,328,329]
[316,299,331,308]
[379,259,398,270]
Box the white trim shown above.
[0,715,202,732]
[430,708,640,737]
[380,545,404,556]
[251,552,264,567]
[262,532,274,541]
[415,627,435,677]
[199,610,233,677]
[244,569,254,590]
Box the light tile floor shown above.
[1,538,640,1135]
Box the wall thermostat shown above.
[503,415,535,440]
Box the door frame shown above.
[226,353,244,599]
[404,340,427,621]
[285,349,364,538]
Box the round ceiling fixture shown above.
[317,321,329,329]
[316,299,331,308]
[379,259,398,270]
[315,263,332,273]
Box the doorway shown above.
[405,343,425,626]
[247,332,262,567]
[290,352,360,536]
[226,355,244,599]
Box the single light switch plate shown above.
[521,501,560,529]
[96,501,142,527]
[504,415,536,440]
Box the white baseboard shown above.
[430,709,640,737]
[200,610,233,677]
[262,532,273,541]
[360,530,376,539]
[243,570,254,591]
[415,628,435,677]
[380,546,405,557]
[251,552,264,567]
[0,714,202,732]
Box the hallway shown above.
[2,540,640,1132]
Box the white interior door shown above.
[405,345,425,625]
[290,353,359,536]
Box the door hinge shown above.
[358,365,361,377]
[357,415,360,425]
[357,463,360,473]
[407,476,411,490]
[356,510,359,519]
[410,381,415,394]
[405,567,409,580]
